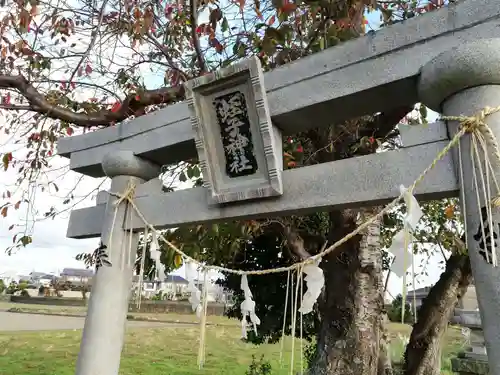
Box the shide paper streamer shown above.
[240,274,261,339]
[298,260,325,315]
[150,231,166,281]
[186,263,202,318]
[388,185,424,277]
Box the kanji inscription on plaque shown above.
[213,91,258,178]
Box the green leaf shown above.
[19,235,32,246]
[221,17,229,32]
[192,166,201,178]
[179,172,187,182]
[319,37,325,51]
[419,104,428,124]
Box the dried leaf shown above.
[445,205,455,219]
[209,8,222,30]
[1,206,7,217]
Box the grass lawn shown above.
[0,303,466,375]
[0,326,303,375]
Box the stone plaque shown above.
[184,56,283,204]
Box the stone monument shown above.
[451,309,489,375]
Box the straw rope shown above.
[108,106,500,276]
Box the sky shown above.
[0,2,448,299]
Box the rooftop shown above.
[61,268,94,277]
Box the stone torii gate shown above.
[58,1,500,374]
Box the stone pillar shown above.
[75,150,159,375]
[419,38,500,375]
[451,309,489,375]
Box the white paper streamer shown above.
[240,275,260,339]
[400,185,423,231]
[150,231,166,281]
[186,263,202,317]
[298,260,324,315]
[388,230,412,278]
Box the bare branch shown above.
[0,75,185,127]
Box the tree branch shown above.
[0,75,185,127]
[190,0,206,73]
[284,226,312,261]
[360,105,413,140]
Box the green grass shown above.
[0,303,466,375]
[0,326,302,375]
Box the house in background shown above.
[407,284,478,312]
[132,274,230,302]
[24,272,58,286]
[132,274,189,299]
[60,268,94,286]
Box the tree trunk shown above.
[309,208,384,375]
[402,253,472,375]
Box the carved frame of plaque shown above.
[184,56,283,205]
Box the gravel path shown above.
[0,312,177,332]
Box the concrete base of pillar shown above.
[451,356,490,375]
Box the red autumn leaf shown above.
[111,102,121,112]
[7,153,12,161]
[2,92,11,105]
[280,2,296,13]
[233,0,245,12]
[267,15,275,25]
[66,127,74,136]
[368,137,375,144]
[195,25,203,34]
[47,150,52,157]
[296,145,303,153]
[287,161,296,168]
[70,81,76,89]
[85,64,92,75]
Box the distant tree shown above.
[387,294,414,324]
